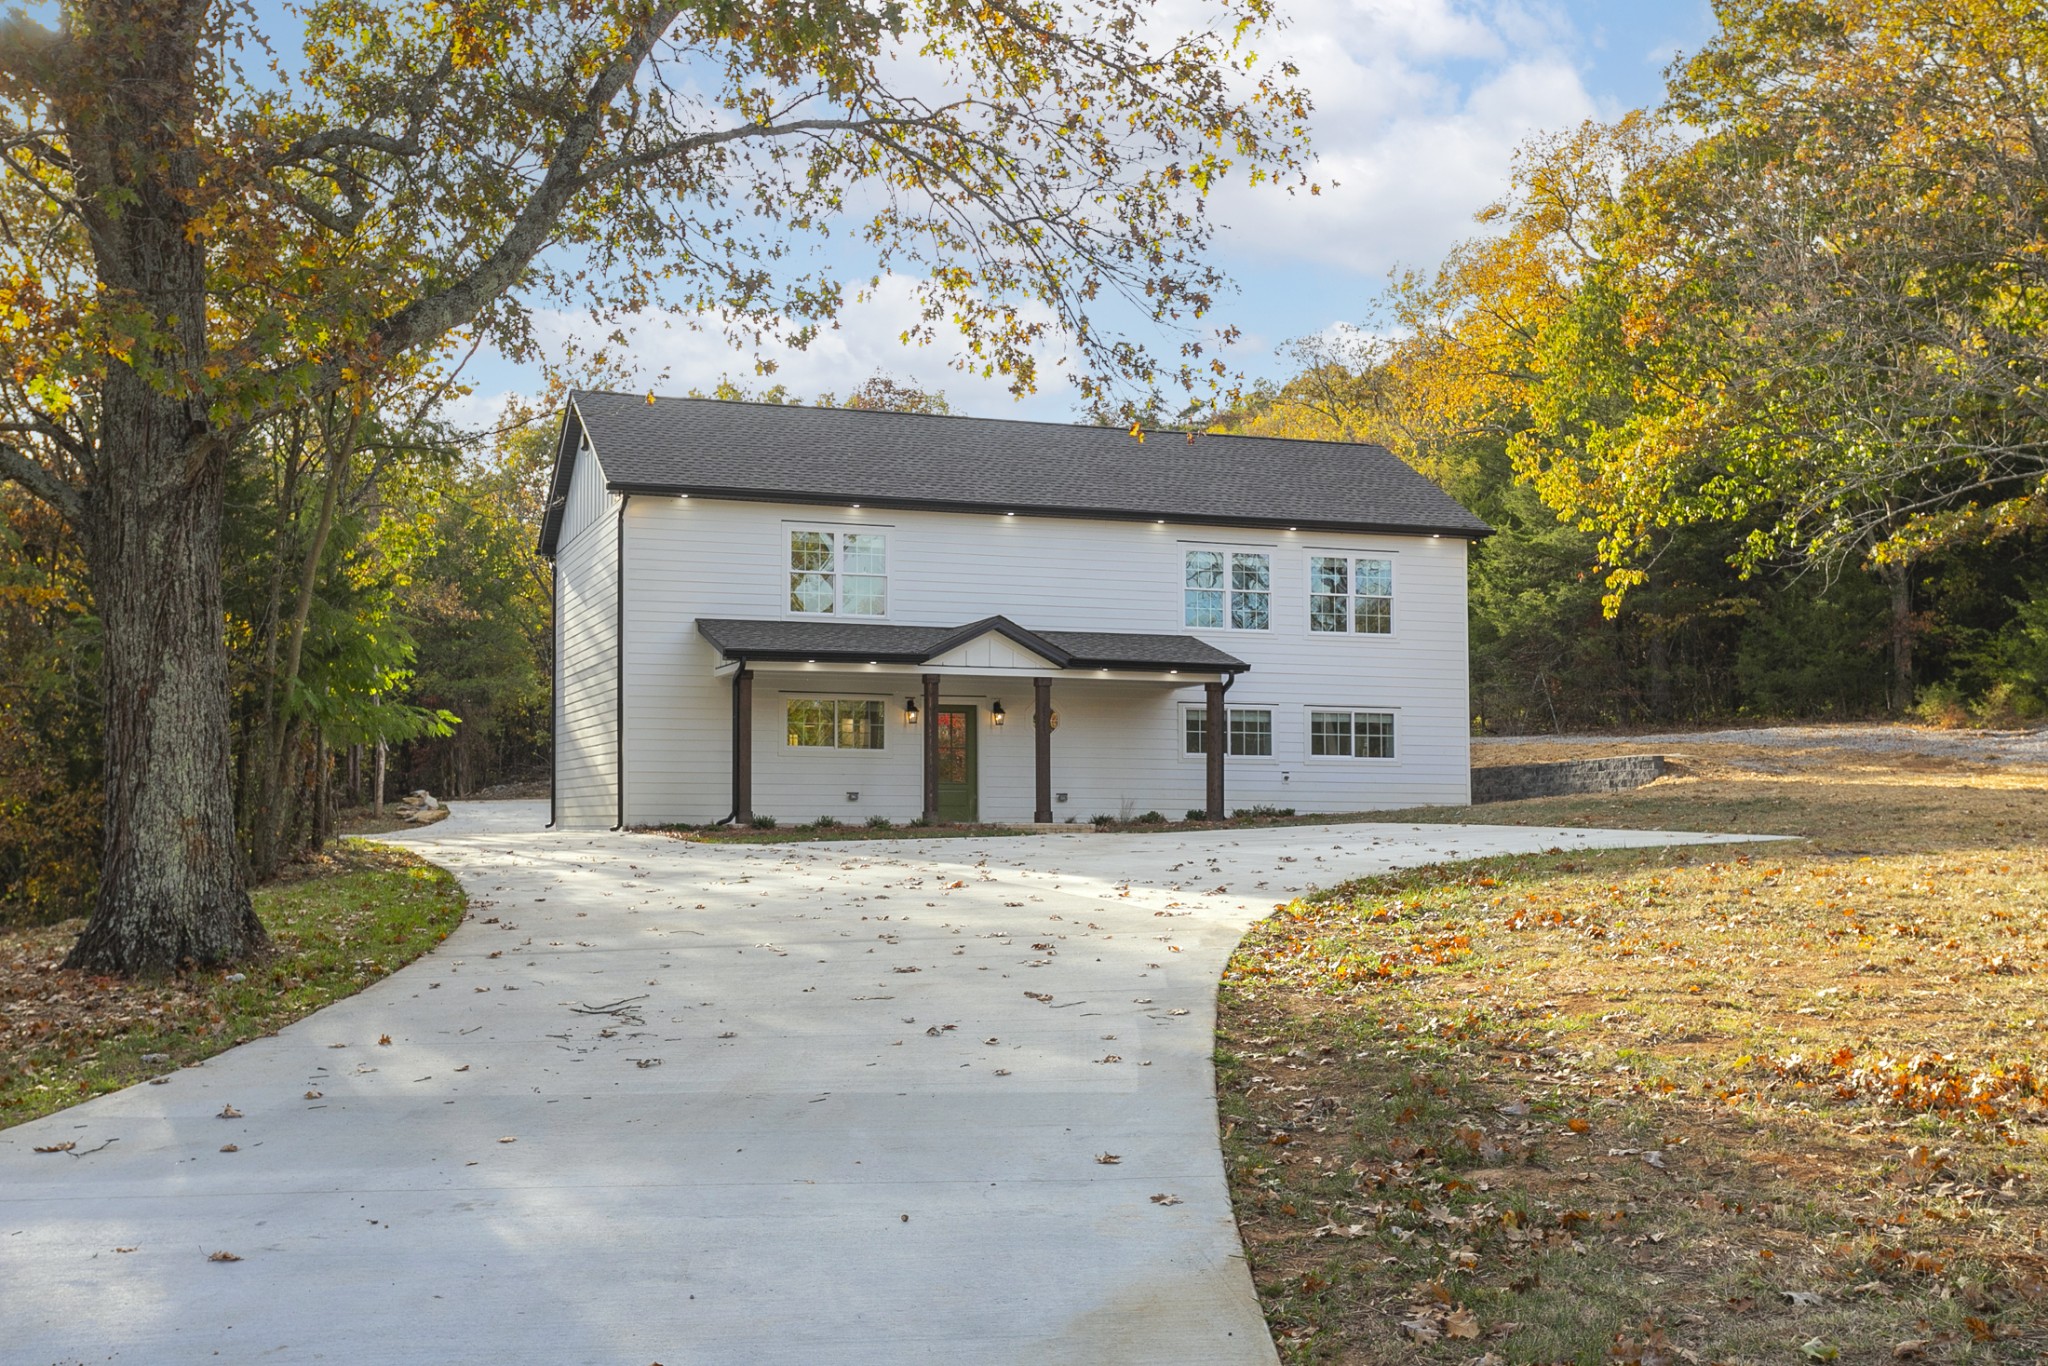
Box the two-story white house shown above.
[539,392,1490,829]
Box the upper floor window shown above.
[1185,549,1269,630]
[790,528,887,615]
[1309,555,1392,634]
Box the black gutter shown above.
[600,481,1493,542]
[611,494,629,831]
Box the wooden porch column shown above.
[1033,677,1054,823]
[733,667,754,823]
[1204,679,1226,820]
[921,673,941,823]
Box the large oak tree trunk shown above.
[60,0,266,973]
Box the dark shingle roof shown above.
[696,616,1248,674]
[538,391,1489,553]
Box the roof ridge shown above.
[567,388,1398,455]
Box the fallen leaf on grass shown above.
[32,1142,75,1154]
[1893,1342,1930,1360]
[1397,1318,1439,1344]
[208,1251,242,1263]
[1444,1308,1481,1340]
[1783,1291,1825,1308]
[1801,1337,1839,1362]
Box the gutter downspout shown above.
[611,495,629,831]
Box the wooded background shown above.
[2,0,2043,934]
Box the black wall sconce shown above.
[903,696,920,726]
[990,700,1006,726]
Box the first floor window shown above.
[1309,709,1395,759]
[787,699,885,749]
[1184,706,1273,757]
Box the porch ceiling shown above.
[696,615,1248,677]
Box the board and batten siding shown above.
[587,496,1471,828]
[552,442,621,825]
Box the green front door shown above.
[935,707,979,822]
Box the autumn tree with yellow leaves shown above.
[0,0,1312,972]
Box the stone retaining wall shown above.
[1470,754,1668,804]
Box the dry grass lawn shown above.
[1219,743,2048,1364]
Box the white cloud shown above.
[1206,0,1598,275]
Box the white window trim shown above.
[783,697,890,753]
[1304,549,1398,639]
[1179,542,1277,633]
[1178,700,1280,762]
[784,523,891,620]
[1302,705,1401,763]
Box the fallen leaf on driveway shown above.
[208,1251,242,1263]
[304,1091,322,1099]
[377,1035,392,1046]
[219,1144,239,1153]
[33,1142,74,1154]
[1096,1153,1122,1164]
[113,1247,136,1254]
[217,1105,242,1119]
[1149,1193,1181,1205]
[498,1136,517,1144]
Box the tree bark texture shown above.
[61,0,266,972]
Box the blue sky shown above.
[447,0,1721,426]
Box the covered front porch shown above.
[696,616,1249,825]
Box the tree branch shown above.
[0,437,83,525]
[0,12,70,96]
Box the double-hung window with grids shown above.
[789,528,887,616]
[1308,709,1396,759]
[1184,549,1270,630]
[1183,706,1273,757]
[1308,555,1393,634]
[786,699,886,750]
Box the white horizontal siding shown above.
[552,446,619,827]
[608,497,1472,826]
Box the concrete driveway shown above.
[1,804,1773,1364]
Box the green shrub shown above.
[813,814,841,829]
[865,814,892,830]
[1184,808,1210,822]
[1135,810,1165,824]
[749,813,777,829]
[1231,805,1294,819]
